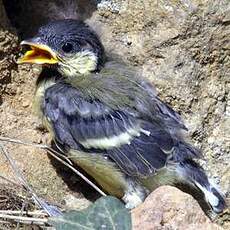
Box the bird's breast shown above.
[33,77,56,124]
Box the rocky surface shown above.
[0,0,229,228]
[132,186,223,230]
[0,0,17,101]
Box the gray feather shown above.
[42,62,201,177]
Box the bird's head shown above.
[18,19,105,76]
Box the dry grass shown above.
[0,183,34,211]
[0,139,50,229]
[0,183,46,229]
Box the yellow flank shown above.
[68,149,129,198]
[141,167,177,191]
[33,78,55,118]
[32,77,58,140]
[43,116,56,139]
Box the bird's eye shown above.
[62,42,74,53]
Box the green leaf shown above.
[49,196,132,230]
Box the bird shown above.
[17,19,226,214]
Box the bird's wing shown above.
[43,82,199,177]
[137,79,187,131]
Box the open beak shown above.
[17,40,59,65]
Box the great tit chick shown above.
[18,19,226,215]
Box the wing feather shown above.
[43,82,199,177]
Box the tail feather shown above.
[177,159,226,214]
[194,180,226,214]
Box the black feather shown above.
[107,133,168,177]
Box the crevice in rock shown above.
[3,0,98,39]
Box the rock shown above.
[132,186,223,230]
[22,99,30,108]
[0,0,10,28]
[0,0,18,100]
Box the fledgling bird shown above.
[17,19,226,214]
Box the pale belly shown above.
[68,149,129,198]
